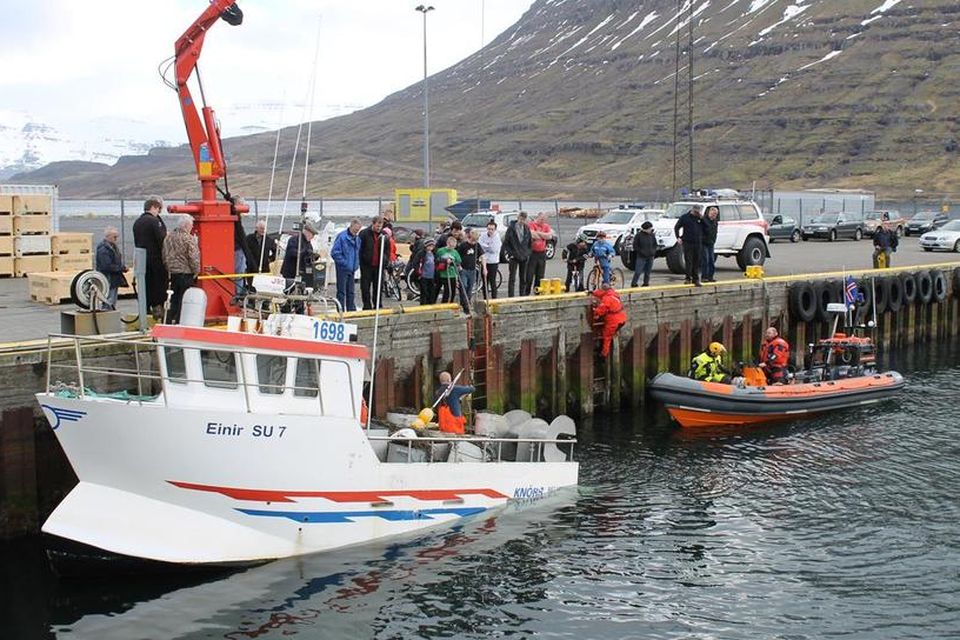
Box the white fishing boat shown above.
[37,288,578,572]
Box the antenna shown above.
[671,0,695,198]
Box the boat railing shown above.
[367,435,577,464]
[43,333,351,415]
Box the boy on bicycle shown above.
[564,238,589,292]
[591,231,616,284]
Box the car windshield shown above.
[938,220,960,232]
[660,203,696,219]
[598,211,635,224]
[811,214,840,224]
[912,211,936,220]
[461,213,494,227]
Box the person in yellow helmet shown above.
[689,342,731,383]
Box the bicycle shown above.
[380,260,407,302]
[565,260,585,292]
[586,258,625,292]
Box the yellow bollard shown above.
[744,265,765,279]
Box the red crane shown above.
[167,0,248,319]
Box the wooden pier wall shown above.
[1,264,959,538]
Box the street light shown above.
[415,5,434,191]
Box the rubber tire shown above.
[738,237,767,270]
[545,241,556,260]
[854,228,863,241]
[954,240,960,253]
[917,270,934,304]
[815,280,841,322]
[405,270,421,299]
[873,277,889,315]
[790,229,801,243]
[665,245,686,275]
[621,249,636,271]
[931,270,948,302]
[829,229,838,242]
[70,270,110,311]
[856,278,874,315]
[901,273,917,304]
[789,282,818,322]
[886,275,903,313]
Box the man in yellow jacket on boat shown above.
[690,342,731,383]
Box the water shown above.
[4,344,960,639]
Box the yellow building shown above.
[394,188,457,223]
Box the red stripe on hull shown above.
[152,325,369,360]
[169,481,508,502]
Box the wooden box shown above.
[52,253,92,272]
[51,232,93,254]
[13,194,52,215]
[0,217,12,235]
[0,236,12,256]
[14,214,52,235]
[15,255,52,277]
[15,235,52,256]
[0,196,12,215]
[29,271,77,304]
[0,256,12,276]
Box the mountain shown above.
[12,0,960,199]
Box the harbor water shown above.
[3,343,959,639]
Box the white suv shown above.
[642,195,770,273]
[460,210,557,259]
[575,204,664,254]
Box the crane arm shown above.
[173,1,243,182]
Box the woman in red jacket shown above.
[591,284,627,357]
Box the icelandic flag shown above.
[844,276,860,308]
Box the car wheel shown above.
[829,229,838,242]
[738,237,766,270]
[955,240,960,253]
[545,241,556,260]
[854,228,862,241]
[790,229,801,243]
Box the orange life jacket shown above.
[761,336,790,368]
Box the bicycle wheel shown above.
[405,270,421,299]
[495,269,503,289]
[610,268,625,289]
[586,267,601,292]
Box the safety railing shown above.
[367,435,576,464]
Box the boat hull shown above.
[648,371,905,428]
[37,395,578,567]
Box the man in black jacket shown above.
[358,216,386,309]
[132,195,168,319]
[503,212,532,297]
[630,221,658,287]
[245,220,277,274]
[564,238,589,292]
[674,204,704,286]
[701,206,719,282]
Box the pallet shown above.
[15,255,52,277]
[28,271,75,304]
[51,232,93,255]
[13,194,52,216]
[15,235,52,257]
[52,253,92,272]
[0,236,11,256]
[0,256,12,277]
[0,217,11,235]
[13,214,52,235]
[0,196,11,216]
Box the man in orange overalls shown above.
[759,326,791,384]
[591,283,627,357]
[435,371,475,434]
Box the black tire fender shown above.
[886,275,903,313]
[931,270,948,302]
[856,278,874,313]
[815,280,842,322]
[873,277,889,315]
[917,271,934,304]
[901,273,917,304]
[789,282,818,322]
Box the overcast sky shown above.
[0,0,535,144]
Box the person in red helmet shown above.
[591,283,627,357]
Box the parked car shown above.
[918,220,960,252]
[905,210,950,236]
[459,210,557,259]
[863,210,905,237]
[800,212,865,241]
[645,193,770,273]
[576,204,663,255]
[767,214,800,243]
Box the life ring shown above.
[900,272,917,304]
[886,275,903,313]
[873,276,889,314]
[789,282,817,322]
[916,271,934,304]
[815,280,841,322]
[931,270,948,302]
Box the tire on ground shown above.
[931,270,948,302]
[665,245,685,274]
[789,282,817,322]
[916,270,934,304]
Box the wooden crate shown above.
[15,235,52,256]
[52,253,92,272]
[0,217,12,235]
[13,194,52,215]
[0,236,12,256]
[14,214,52,235]
[28,271,76,304]
[51,232,93,255]
[118,281,136,299]
[0,196,12,215]
[15,255,52,277]
[0,256,12,277]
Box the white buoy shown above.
[179,287,208,327]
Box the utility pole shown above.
[416,5,434,190]
[671,0,695,197]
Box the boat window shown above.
[294,358,319,398]
[165,347,187,385]
[320,360,355,418]
[200,350,238,389]
[257,355,287,395]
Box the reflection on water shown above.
[4,343,960,639]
